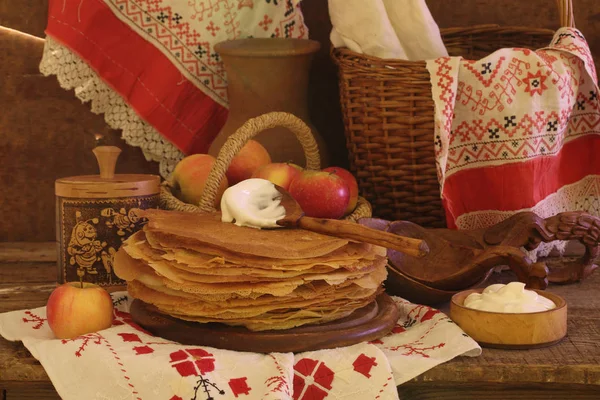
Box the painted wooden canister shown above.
[55,146,160,289]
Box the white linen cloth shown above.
[0,292,480,400]
[329,0,447,60]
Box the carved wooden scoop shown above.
[363,211,600,292]
[274,186,429,258]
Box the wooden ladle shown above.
[367,210,600,291]
[274,186,429,258]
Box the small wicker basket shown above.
[160,111,373,222]
[332,0,574,228]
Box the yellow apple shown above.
[251,162,303,190]
[172,154,228,208]
[46,282,114,339]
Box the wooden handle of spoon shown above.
[297,217,429,258]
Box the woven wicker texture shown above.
[161,111,372,221]
[332,0,573,228]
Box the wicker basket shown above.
[332,1,574,228]
[160,111,373,222]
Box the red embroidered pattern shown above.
[375,376,393,400]
[445,105,600,172]
[375,305,447,358]
[238,0,254,9]
[352,354,378,378]
[259,14,273,31]
[385,319,446,357]
[434,28,600,179]
[434,57,456,135]
[113,308,152,335]
[109,0,228,101]
[22,310,46,330]
[61,332,142,398]
[523,70,549,97]
[106,0,307,105]
[112,307,170,356]
[62,333,103,357]
[265,354,290,395]
[293,358,335,400]
[132,345,154,355]
[118,332,143,343]
[463,56,506,88]
[228,377,251,397]
[170,348,216,377]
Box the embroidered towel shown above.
[0,292,481,400]
[426,28,600,236]
[40,0,308,177]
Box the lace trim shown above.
[455,174,600,260]
[39,37,183,178]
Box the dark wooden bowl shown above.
[385,264,493,306]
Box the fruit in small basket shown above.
[46,282,114,339]
[226,140,272,185]
[172,154,228,207]
[251,162,303,190]
[322,167,359,215]
[288,171,350,219]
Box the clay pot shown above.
[209,38,326,166]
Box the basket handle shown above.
[197,111,321,212]
[556,0,575,28]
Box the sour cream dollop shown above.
[463,282,556,313]
[220,178,286,229]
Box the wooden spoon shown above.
[274,186,429,258]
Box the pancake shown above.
[115,209,389,331]
[140,209,350,259]
[146,230,379,269]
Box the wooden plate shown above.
[450,289,567,349]
[130,294,399,353]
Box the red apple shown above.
[251,162,303,190]
[288,171,350,219]
[226,140,272,185]
[322,167,359,215]
[46,282,114,339]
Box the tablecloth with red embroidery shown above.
[427,27,600,235]
[0,292,480,400]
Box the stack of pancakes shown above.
[114,209,387,331]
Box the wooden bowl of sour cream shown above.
[450,284,567,349]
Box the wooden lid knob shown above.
[92,146,121,179]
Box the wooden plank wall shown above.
[1,0,599,241]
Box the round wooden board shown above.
[130,294,399,353]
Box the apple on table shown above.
[46,282,114,339]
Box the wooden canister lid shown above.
[55,144,161,198]
[55,174,160,198]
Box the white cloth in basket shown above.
[329,0,448,60]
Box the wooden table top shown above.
[1,242,599,400]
